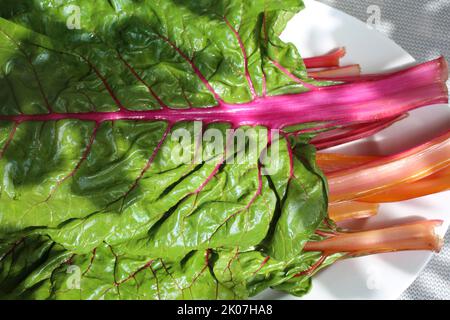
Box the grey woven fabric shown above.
[317,0,450,62]
[316,0,450,300]
[401,230,450,300]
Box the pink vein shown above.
[193,135,232,194]
[149,265,161,300]
[246,164,263,209]
[189,249,211,287]
[223,16,257,98]
[262,12,268,44]
[0,237,24,262]
[83,58,127,112]
[115,259,154,286]
[0,29,53,113]
[236,166,263,214]
[0,122,18,160]
[158,34,223,103]
[284,135,295,179]
[122,125,171,199]
[182,90,193,108]
[223,247,240,279]
[29,62,53,113]
[208,165,263,241]
[261,12,316,92]
[117,52,168,109]
[45,123,100,201]
[261,13,268,97]
[252,256,270,275]
[294,254,328,277]
[194,158,224,194]
[261,68,267,97]
[270,59,317,91]
[82,248,97,276]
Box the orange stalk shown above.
[358,166,450,202]
[317,153,379,174]
[327,131,450,202]
[328,201,379,222]
[305,220,443,256]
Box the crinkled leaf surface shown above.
[0,0,329,299]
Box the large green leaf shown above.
[0,0,331,299]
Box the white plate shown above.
[257,0,450,300]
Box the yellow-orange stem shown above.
[328,201,379,222]
[304,220,443,255]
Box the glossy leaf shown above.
[0,0,447,300]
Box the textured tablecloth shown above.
[316,0,450,300]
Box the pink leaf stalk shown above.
[303,47,346,68]
[312,114,407,150]
[0,58,447,134]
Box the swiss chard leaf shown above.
[0,0,332,299]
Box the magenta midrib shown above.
[2,23,445,131]
[0,79,446,129]
[0,33,445,235]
